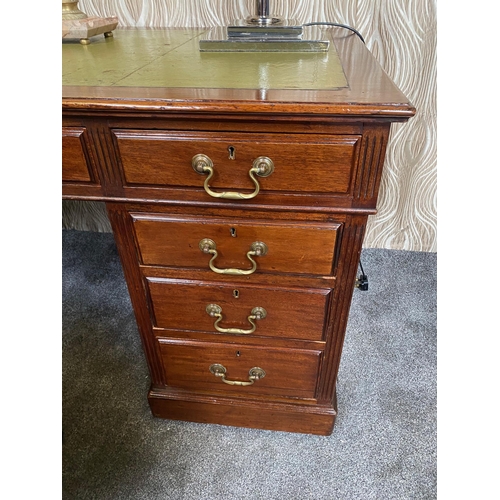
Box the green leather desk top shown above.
[62,28,348,90]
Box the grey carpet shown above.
[62,229,437,500]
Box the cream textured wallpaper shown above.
[64,0,437,252]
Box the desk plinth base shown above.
[148,387,337,435]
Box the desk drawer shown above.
[62,127,97,184]
[158,339,321,399]
[132,214,342,277]
[146,277,331,341]
[113,130,360,196]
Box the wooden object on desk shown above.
[62,28,415,435]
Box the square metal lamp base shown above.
[199,24,329,53]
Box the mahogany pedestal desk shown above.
[62,28,415,435]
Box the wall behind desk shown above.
[63,0,436,252]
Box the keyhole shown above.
[236,351,241,357]
[228,146,236,160]
[233,289,239,298]
[230,227,237,237]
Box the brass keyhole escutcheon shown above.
[228,146,236,159]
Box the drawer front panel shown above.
[158,340,321,399]
[146,277,330,341]
[62,127,95,183]
[132,214,341,277]
[114,130,360,195]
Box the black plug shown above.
[355,260,368,291]
[355,274,369,291]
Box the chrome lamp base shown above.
[199,0,329,52]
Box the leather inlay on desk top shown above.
[62,28,348,90]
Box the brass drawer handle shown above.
[199,238,268,275]
[209,363,266,386]
[192,154,274,200]
[206,304,267,335]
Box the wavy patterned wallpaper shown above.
[63,0,437,252]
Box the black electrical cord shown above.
[303,22,365,44]
[359,260,366,277]
[356,260,369,291]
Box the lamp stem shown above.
[256,0,270,18]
